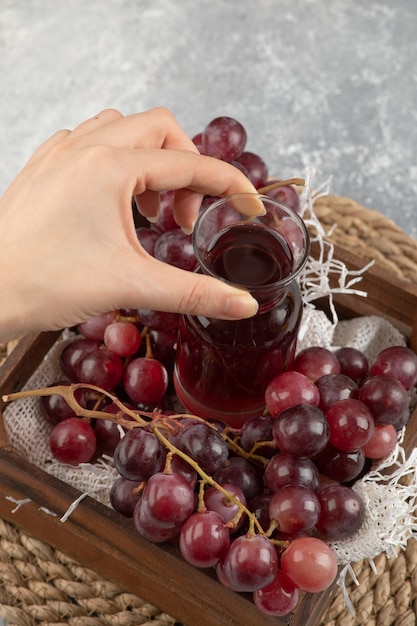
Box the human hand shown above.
[0,107,261,342]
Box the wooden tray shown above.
[0,242,416,626]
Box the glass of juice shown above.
[174,193,310,428]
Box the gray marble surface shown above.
[1,0,417,240]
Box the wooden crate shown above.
[0,242,416,626]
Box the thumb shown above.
[121,255,259,320]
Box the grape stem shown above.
[2,384,149,428]
[258,177,306,194]
[3,384,274,537]
[152,423,266,536]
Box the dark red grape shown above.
[272,404,329,458]
[316,373,359,412]
[264,453,320,492]
[317,443,365,483]
[264,181,300,213]
[370,345,417,390]
[113,428,165,481]
[135,227,159,256]
[239,414,275,458]
[154,229,197,270]
[138,309,180,331]
[49,417,96,465]
[235,151,268,188]
[316,484,365,539]
[358,375,409,424]
[213,457,264,501]
[77,348,124,391]
[202,116,247,162]
[40,381,87,424]
[60,338,99,381]
[109,476,141,517]
[334,346,369,384]
[177,422,229,474]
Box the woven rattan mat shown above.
[0,195,416,626]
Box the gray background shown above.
[1,0,417,239]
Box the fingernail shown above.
[147,214,159,224]
[181,219,196,236]
[223,293,259,319]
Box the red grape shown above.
[204,483,247,531]
[113,428,165,481]
[281,536,338,592]
[109,476,141,517]
[179,510,230,568]
[202,116,247,162]
[316,484,365,539]
[370,345,417,390]
[294,346,340,382]
[264,453,320,492]
[272,404,329,458]
[334,346,369,384]
[77,348,124,391]
[49,417,96,465]
[235,151,268,188]
[103,321,142,357]
[318,443,365,483]
[265,370,320,417]
[253,570,299,617]
[40,381,87,424]
[213,457,264,501]
[123,357,168,405]
[325,398,375,451]
[154,229,197,270]
[60,338,99,381]
[177,422,229,474]
[362,423,398,459]
[269,485,320,533]
[141,472,195,527]
[316,373,359,412]
[218,534,278,592]
[135,227,159,255]
[77,310,119,341]
[133,496,180,543]
[264,181,300,213]
[358,375,409,424]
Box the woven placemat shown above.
[0,194,416,626]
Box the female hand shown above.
[0,107,261,341]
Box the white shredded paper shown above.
[2,171,417,612]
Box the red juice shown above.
[174,222,304,428]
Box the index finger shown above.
[69,107,200,154]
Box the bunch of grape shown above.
[40,313,417,617]
[36,115,417,617]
